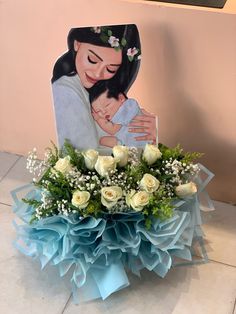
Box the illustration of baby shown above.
[91,89,154,148]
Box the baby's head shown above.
[92,89,127,120]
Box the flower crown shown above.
[91,26,141,62]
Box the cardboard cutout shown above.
[51,24,157,151]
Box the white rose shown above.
[140,173,160,193]
[95,156,117,177]
[101,186,123,209]
[82,149,99,170]
[126,190,150,212]
[175,182,197,198]
[71,190,90,209]
[142,144,162,165]
[113,145,129,167]
[54,156,72,174]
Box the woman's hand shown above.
[128,109,157,144]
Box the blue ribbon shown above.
[11,163,214,303]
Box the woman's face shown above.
[74,41,122,88]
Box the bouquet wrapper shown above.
[11,164,214,303]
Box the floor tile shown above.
[0,152,20,181]
[203,200,236,267]
[0,203,70,314]
[0,204,17,261]
[0,256,71,314]
[63,262,236,314]
[0,157,34,205]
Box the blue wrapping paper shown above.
[11,164,214,303]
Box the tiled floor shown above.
[0,151,235,314]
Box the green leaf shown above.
[182,151,204,163]
[63,139,84,169]
[158,143,202,163]
[22,198,42,208]
[100,33,109,43]
[50,140,59,158]
[145,217,152,230]
[128,56,133,62]
[107,30,112,36]
[30,214,38,224]
[121,38,127,47]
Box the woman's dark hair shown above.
[52,24,141,100]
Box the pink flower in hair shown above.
[108,36,120,48]
[127,47,139,57]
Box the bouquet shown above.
[24,141,202,226]
[12,141,213,303]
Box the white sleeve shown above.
[52,83,99,150]
[112,99,140,125]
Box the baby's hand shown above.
[99,136,118,148]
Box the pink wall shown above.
[1,0,236,203]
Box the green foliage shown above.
[145,217,152,230]
[36,168,51,186]
[126,160,150,189]
[159,143,203,163]
[156,199,174,221]
[121,38,127,47]
[50,140,61,158]
[22,198,42,208]
[83,199,102,218]
[100,33,109,44]
[44,141,61,166]
[29,214,38,224]
[128,56,133,62]
[159,143,184,160]
[142,195,174,230]
[182,151,204,163]
[26,140,201,228]
[63,139,84,169]
[45,170,71,199]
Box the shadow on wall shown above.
[158,26,236,204]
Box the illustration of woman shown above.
[52,24,157,151]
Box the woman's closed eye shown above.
[88,55,97,64]
[88,54,117,74]
[106,68,116,74]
